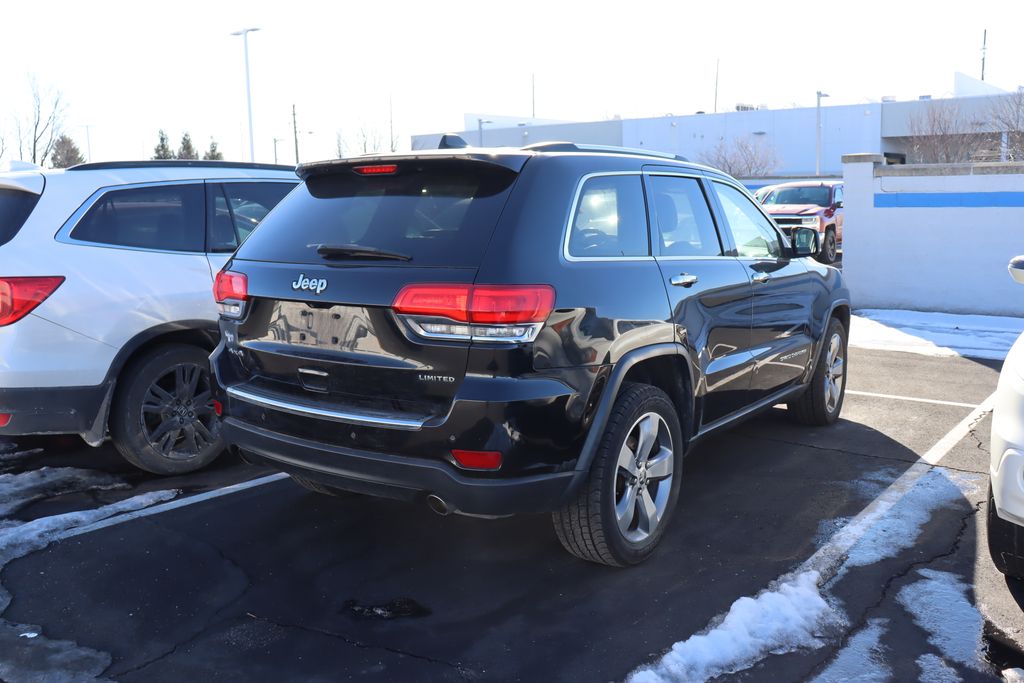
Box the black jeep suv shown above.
[210,143,850,566]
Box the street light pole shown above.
[477,118,492,147]
[231,28,260,162]
[815,90,829,176]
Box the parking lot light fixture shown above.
[231,28,260,162]
[477,118,493,147]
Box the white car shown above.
[0,160,297,474]
[988,255,1024,578]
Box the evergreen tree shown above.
[153,130,174,160]
[49,134,86,168]
[202,139,223,161]
[177,132,198,160]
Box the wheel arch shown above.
[562,343,695,501]
[81,320,219,445]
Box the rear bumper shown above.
[0,383,110,436]
[223,417,576,516]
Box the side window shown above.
[210,182,296,252]
[71,184,204,252]
[568,175,649,258]
[647,175,722,257]
[833,185,844,205]
[712,182,782,259]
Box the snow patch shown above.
[0,467,128,517]
[0,448,43,464]
[0,490,178,681]
[1003,667,1024,683]
[809,618,889,683]
[896,569,984,671]
[836,469,971,577]
[917,653,962,683]
[628,571,844,683]
[849,309,1024,360]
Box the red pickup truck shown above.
[759,181,844,265]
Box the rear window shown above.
[235,161,518,267]
[0,188,41,247]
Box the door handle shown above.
[670,274,699,288]
[752,273,772,284]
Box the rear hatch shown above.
[223,156,525,424]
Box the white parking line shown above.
[57,472,289,542]
[846,390,979,409]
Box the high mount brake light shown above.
[353,164,398,175]
[392,284,555,343]
[0,276,65,327]
[214,270,248,319]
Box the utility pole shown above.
[981,29,988,81]
[531,73,536,119]
[292,104,300,164]
[714,59,720,114]
[273,137,283,164]
[83,124,93,162]
[389,96,395,152]
[816,91,829,176]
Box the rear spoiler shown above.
[297,151,532,180]
[0,172,44,195]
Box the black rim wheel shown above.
[140,362,219,460]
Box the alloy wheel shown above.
[614,412,675,543]
[824,332,845,413]
[140,362,219,460]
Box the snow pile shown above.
[896,569,984,671]
[850,309,1024,360]
[809,618,890,683]
[0,467,127,517]
[628,571,844,683]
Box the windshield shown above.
[763,186,831,207]
[235,161,518,267]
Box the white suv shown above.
[0,160,297,474]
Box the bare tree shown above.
[0,134,6,162]
[16,80,64,165]
[989,89,1024,161]
[358,128,383,154]
[700,136,779,177]
[906,101,990,164]
[335,131,347,158]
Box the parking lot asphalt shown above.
[0,345,1020,682]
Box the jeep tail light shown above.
[393,284,555,343]
[451,449,502,470]
[0,276,65,327]
[214,270,248,319]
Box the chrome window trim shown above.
[55,179,208,255]
[561,171,655,263]
[226,385,427,431]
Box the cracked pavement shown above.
[1,347,1023,681]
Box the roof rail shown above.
[67,160,296,172]
[522,142,689,163]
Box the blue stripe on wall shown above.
[875,191,1024,208]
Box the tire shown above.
[817,228,838,265]
[788,317,847,426]
[109,344,223,475]
[988,484,1024,579]
[290,474,350,497]
[552,383,684,567]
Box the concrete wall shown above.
[842,154,1024,316]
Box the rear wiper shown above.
[312,244,412,261]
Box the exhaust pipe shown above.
[426,494,452,516]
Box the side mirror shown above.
[792,227,820,257]
[1010,256,1024,284]
[834,200,844,209]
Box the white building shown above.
[412,73,1021,178]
